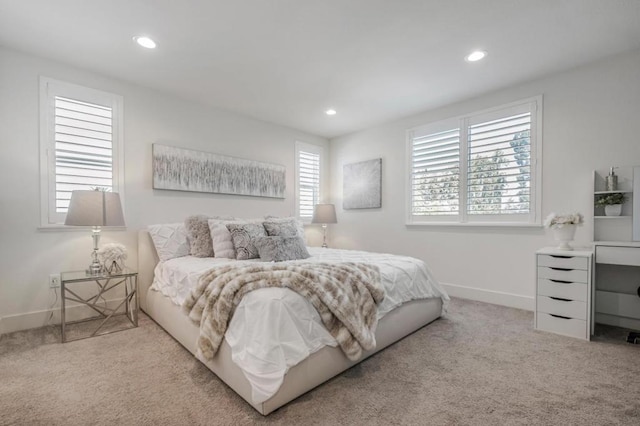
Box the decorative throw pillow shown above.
[263,216,306,241]
[185,215,215,257]
[147,223,190,262]
[226,223,267,260]
[254,236,311,262]
[208,219,236,259]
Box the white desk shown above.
[593,242,640,330]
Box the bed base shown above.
[138,230,443,415]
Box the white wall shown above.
[329,48,640,310]
[0,47,329,333]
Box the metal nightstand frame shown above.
[60,269,138,343]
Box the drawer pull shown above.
[550,255,572,259]
[549,314,571,320]
[549,296,571,302]
[550,267,572,271]
[549,279,572,284]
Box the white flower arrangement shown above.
[98,243,128,273]
[543,212,584,229]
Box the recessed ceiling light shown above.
[325,109,337,116]
[133,36,157,49]
[465,50,487,62]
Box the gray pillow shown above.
[254,236,310,262]
[226,223,267,260]
[263,217,305,241]
[185,215,214,257]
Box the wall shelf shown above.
[594,216,631,219]
[593,166,637,242]
[594,190,633,195]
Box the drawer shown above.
[537,267,589,283]
[537,254,588,270]
[536,312,587,340]
[595,246,640,266]
[537,279,588,302]
[537,295,587,320]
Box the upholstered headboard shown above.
[137,230,159,312]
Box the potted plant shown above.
[544,212,584,250]
[595,193,627,216]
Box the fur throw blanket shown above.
[183,262,384,361]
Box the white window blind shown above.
[295,142,322,221]
[411,128,460,216]
[40,77,123,226]
[407,97,541,225]
[54,96,114,213]
[467,112,531,215]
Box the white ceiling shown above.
[1,1,640,139]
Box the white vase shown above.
[552,224,577,251]
[604,204,622,216]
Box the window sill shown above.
[406,222,542,229]
[37,225,128,232]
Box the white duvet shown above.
[151,247,448,404]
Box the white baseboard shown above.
[1,298,125,335]
[3,283,532,334]
[441,282,534,311]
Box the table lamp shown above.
[312,204,337,248]
[65,190,125,275]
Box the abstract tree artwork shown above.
[343,158,382,209]
[152,144,286,198]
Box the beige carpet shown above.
[1,298,639,425]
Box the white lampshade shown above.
[312,204,337,224]
[65,190,125,227]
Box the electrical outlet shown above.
[49,273,61,288]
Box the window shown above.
[407,97,542,225]
[295,141,323,222]
[40,77,123,226]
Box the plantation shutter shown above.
[410,127,460,216]
[40,77,123,226]
[296,144,321,219]
[54,96,114,213]
[466,109,532,216]
[406,97,540,225]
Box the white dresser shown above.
[535,247,593,340]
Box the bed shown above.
[138,229,448,415]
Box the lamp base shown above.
[87,260,103,276]
[321,224,328,248]
[87,226,103,275]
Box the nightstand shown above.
[60,268,138,343]
[535,248,593,340]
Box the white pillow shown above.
[147,223,190,262]
[208,220,236,259]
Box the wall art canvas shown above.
[343,158,382,209]
[152,144,286,198]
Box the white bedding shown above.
[151,247,448,404]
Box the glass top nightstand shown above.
[60,268,138,342]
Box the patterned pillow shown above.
[226,223,267,260]
[185,215,214,257]
[253,236,310,262]
[147,223,190,262]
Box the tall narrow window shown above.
[407,97,541,225]
[40,78,123,226]
[295,142,323,221]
